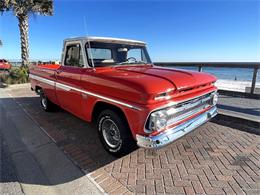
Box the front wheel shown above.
[97,110,136,156]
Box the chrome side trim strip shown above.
[29,74,55,87]
[56,82,71,91]
[29,73,141,110]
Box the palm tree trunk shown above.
[18,14,29,67]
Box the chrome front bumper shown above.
[136,106,217,149]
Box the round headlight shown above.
[149,110,168,131]
[212,93,218,106]
[155,117,167,130]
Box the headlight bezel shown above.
[147,109,169,133]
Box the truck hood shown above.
[92,65,217,104]
[115,65,217,91]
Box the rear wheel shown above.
[39,89,55,112]
[97,110,136,156]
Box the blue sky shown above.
[0,0,259,62]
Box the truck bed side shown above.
[29,64,61,105]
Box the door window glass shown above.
[64,44,84,67]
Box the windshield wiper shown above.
[116,60,147,65]
[135,60,147,64]
[116,61,131,65]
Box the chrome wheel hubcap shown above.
[41,97,47,109]
[101,118,121,148]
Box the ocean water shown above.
[170,66,260,83]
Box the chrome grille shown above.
[166,92,213,126]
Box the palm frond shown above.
[0,0,11,12]
[0,0,53,16]
[31,0,53,16]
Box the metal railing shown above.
[9,61,60,66]
[154,62,260,94]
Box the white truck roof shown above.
[64,36,146,46]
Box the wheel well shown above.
[92,102,128,125]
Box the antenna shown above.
[84,16,95,69]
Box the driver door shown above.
[55,42,85,118]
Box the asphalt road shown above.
[0,134,24,195]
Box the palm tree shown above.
[0,39,2,47]
[0,0,53,67]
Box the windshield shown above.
[85,42,152,67]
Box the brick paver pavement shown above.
[4,84,260,195]
[94,122,260,195]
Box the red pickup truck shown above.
[30,37,218,155]
[0,59,12,71]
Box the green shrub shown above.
[0,67,29,85]
[0,72,9,83]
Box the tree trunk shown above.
[18,14,29,67]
